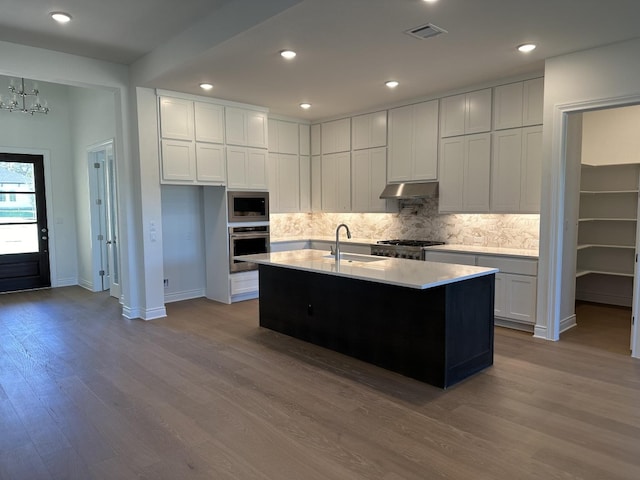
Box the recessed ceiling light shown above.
[299,103,311,109]
[50,12,72,23]
[280,50,297,60]
[199,83,213,91]
[423,0,439,3]
[518,43,536,53]
[385,80,399,88]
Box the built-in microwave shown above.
[227,191,269,223]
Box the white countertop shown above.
[235,249,498,290]
[271,236,378,246]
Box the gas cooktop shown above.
[376,239,445,247]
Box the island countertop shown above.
[235,249,498,290]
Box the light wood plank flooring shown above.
[1,286,639,479]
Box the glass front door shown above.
[0,153,50,292]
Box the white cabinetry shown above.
[300,124,310,155]
[311,124,321,155]
[225,107,268,148]
[387,100,439,182]
[226,147,268,190]
[423,249,538,330]
[439,133,491,212]
[352,111,387,150]
[230,271,259,301]
[491,126,542,213]
[311,155,322,212]
[268,119,299,154]
[159,96,226,185]
[493,78,544,130]
[440,89,492,137]
[351,147,390,213]
[321,152,351,212]
[268,153,300,213]
[321,118,351,154]
[576,163,640,307]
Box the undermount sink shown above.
[323,253,384,263]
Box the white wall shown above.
[68,86,116,290]
[539,37,640,350]
[0,76,78,286]
[582,105,640,166]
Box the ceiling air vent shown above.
[405,23,448,40]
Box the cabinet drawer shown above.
[230,271,259,295]
[476,255,537,276]
[423,251,476,265]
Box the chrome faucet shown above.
[334,223,351,261]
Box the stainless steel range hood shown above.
[379,182,438,199]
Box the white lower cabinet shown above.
[230,271,259,300]
[227,146,268,190]
[423,249,538,331]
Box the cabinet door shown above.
[247,111,268,149]
[194,103,224,144]
[311,124,321,155]
[266,153,279,211]
[321,152,350,212]
[299,155,311,212]
[196,143,226,184]
[311,155,322,212]
[423,251,476,265]
[268,119,298,154]
[522,78,544,126]
[247,148,268,190]
[277,154,300,212]
[440,94,466,138]
[161,139,196,182]
[465,89,492,134]
[491,129,523,212]
[520,126,542,212]
[299,124,311,156]
[464,133,491,211]
[412,100,439,181]
[160,97,194,141]
[387,104,413,182]
[321,118,351,154]
[504,273,537,324]
[352,111,387,150]
[351,147,387,213]
[494,273,506,317]
[225,108,247,146]
[493,82,524,130]
[438,137,465,212]
[226,146,248,188]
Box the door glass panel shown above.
[0,224,38,254]
[0,161,35,191]
[0,193,37,223]
[0,161,39,254]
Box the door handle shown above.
[41,236,48,240]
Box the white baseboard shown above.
[78,278,97,292]
[576,291,632,307]
[54,277,77,288]
[121,305,141,319]
[494,317,534,333]
[164,288,205,304]
[142,306,167,321]
[560,314,577,333]
[533,324,548,340]
[231,291,259,303]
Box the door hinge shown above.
[96,199,102,205]
[633,316,635,326]
[636,254,638,263]
[97,234,104,241]
[99,270,105,276]
[94,162,101,169]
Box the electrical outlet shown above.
[163,278,168,287]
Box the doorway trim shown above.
[544,92,640,358]
[0,146,57,287]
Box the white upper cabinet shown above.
[388,100,439,182]
[351,147,389,213]
[160,97,194,141]
[311,124,321,155]
[311,155,322,212]
[299,124,311,156]
[268,153,300,212]
[225,107,268,149]
[161,139,196,182]
[440,88,492,137]
[491,125,542,213]
[493,78,544,130]
[299,155,311,212]
[268,119,299,154]
[195,143,226,184]
[321,118,351,154]
[321,152,351,212]
[194,102,224,144]
[439,133,491,212]
[351,111,387,150]
[227,147,268,190]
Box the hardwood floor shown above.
[1,287,639,479]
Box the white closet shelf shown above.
[578,217,637,222]
[577,244,636,250]
[576,269,635,278]
[580,189,639,194]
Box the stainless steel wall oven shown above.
[229,225,270,272]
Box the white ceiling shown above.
[2,0,640,120]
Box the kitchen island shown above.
[235,249,498,388]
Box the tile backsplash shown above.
[270,197,539,250]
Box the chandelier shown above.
[0,78,49,115]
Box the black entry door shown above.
[0,153,51,292]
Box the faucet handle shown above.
[330,245,335,255]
